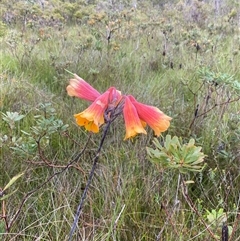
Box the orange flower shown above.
[66,74,100,102]
[128,95,172,136]
[74,87,122,133]
[67,74,172,138]
[123,96,147,140]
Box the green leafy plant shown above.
[10,103,69,157]
[1,111,25,130]
[198,67,240,94]
[147,135,206,173]
[206,208,226,226]
[205,208,233,239]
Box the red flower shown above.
[67,74,172,139]
[74,87,122,133]
[123,96,147,140]
[128,95,172,137]
[66,74,100,102]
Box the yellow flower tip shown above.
[140,120,147,128]
[124,125,147,140]
[123,96,147,140]
[73,88,117,133]
[85,121,99,133]
[152,118,171,136]
[74,113,100,133]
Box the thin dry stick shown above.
[35,135,84,172]
[229,212,240,241]
[2,200,9,233]
[112,204,126,241]
[114,204,126,230]
[189,97,240,129]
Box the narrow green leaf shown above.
[3,172,24,191]
[0,189,18,201]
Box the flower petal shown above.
[129,95,172,136]
[66,74,101,102]
[73,88,112,132]
[74,114,99,133]
[123,96,147,140]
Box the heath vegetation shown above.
[0,0,240,240]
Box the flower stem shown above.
[68,117,112,241]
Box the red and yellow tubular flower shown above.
[128,95,172,137]
[74,87,122,133]
[66,74,100,102]
[123,96,147,140]
[67,74,172,139]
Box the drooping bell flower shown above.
[123,96,147,140]
[74,87,122,133]
[66,74,100,102]
[128,95,172,136]
[67,74,172,139]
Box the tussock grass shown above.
[1,0,240,240]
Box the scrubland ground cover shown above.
[0,0,240,240]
